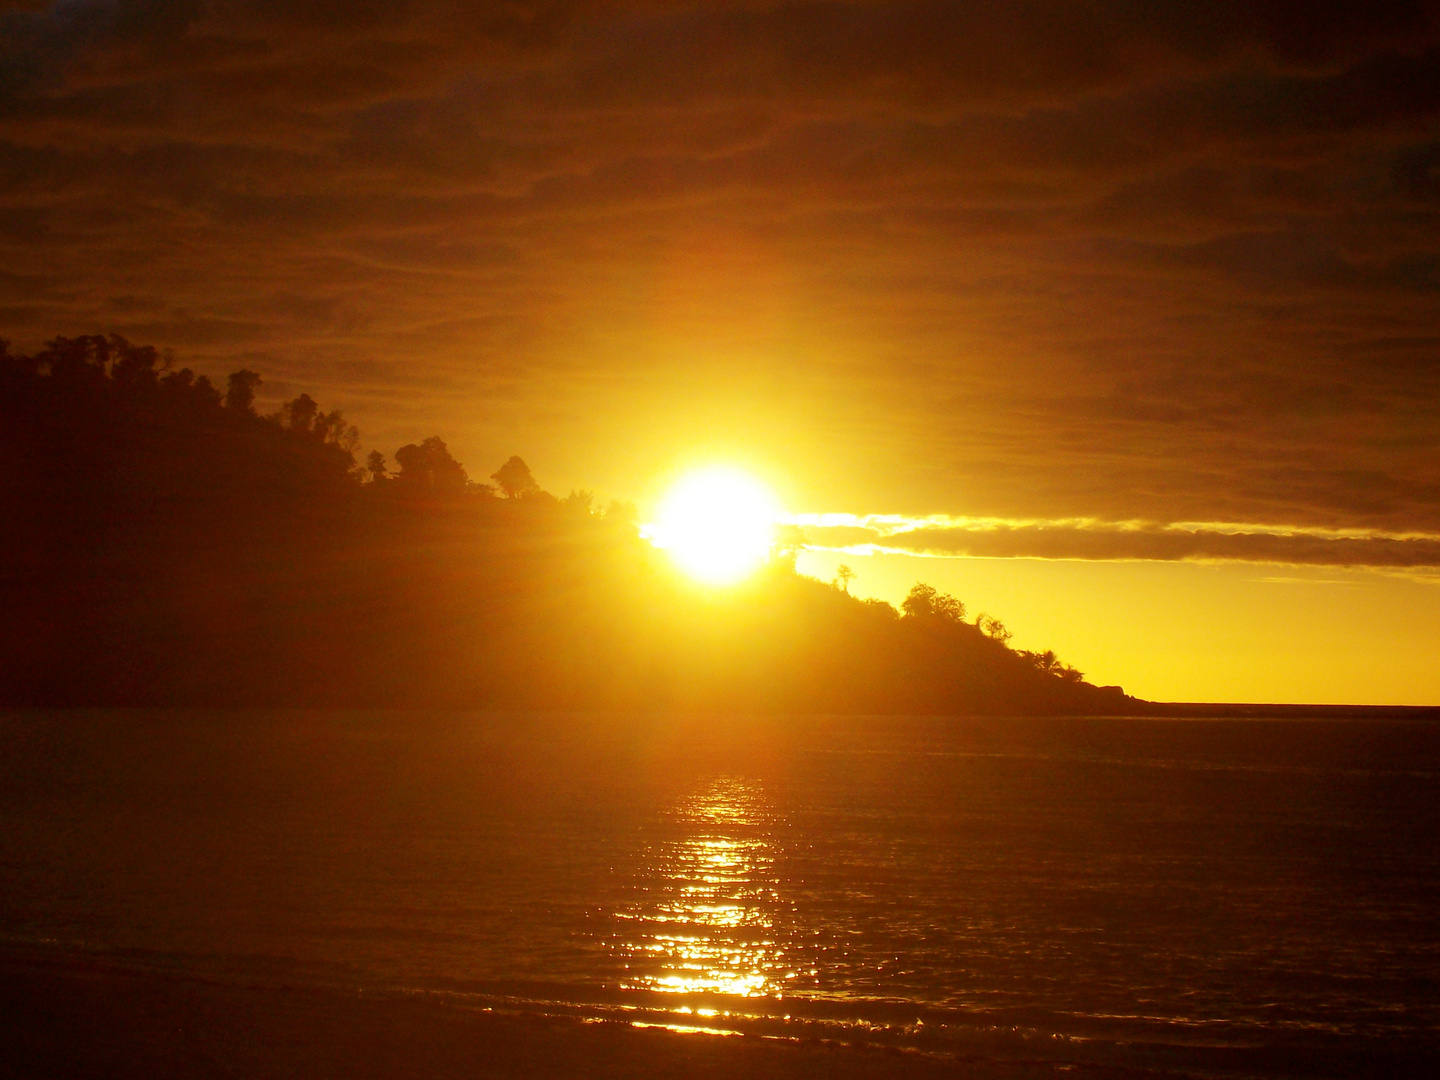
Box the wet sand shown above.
[0,949,1161,1080]
[5,947,1436,1079]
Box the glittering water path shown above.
[609,776,784,998]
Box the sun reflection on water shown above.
[610,776,785,998]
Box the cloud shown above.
[794,514,1440,569]
[1,1,1438,532]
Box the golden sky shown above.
[3,1,1439,702]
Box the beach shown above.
[1,947,1138,1080]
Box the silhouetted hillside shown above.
[0,335,1134,714]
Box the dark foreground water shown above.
[2,711,1438,1075]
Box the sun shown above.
[645,466,784,585]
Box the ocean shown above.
[2,711,1437,1076]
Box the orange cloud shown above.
[1,2,1438,536]
[794,515,1440,569]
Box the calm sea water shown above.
[2,711,1438,1072]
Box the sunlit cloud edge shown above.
[785,514,1440,574]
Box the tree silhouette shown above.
[365,450,388,483]
[1022,648,1060,674]
[977,614,1012,643]
[109,340,162,391]
[315,408,359,450]
[284,393,319,432]
[396,437,468,492]
[491,455,539,499]
[834,564,855,593]
[38,334,112,385]
[562,489,594,514]
[225,370,261,413]
[1020,648,1082,681]
[902,583,965,622]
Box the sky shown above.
[3,1,1439,703]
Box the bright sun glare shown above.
[645,466,783,585]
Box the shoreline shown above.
[0,947,1129,1080]
[2,946,1434,1080]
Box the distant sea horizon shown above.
[1131,702,1440,718]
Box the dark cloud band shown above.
[796,517,1440,569]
